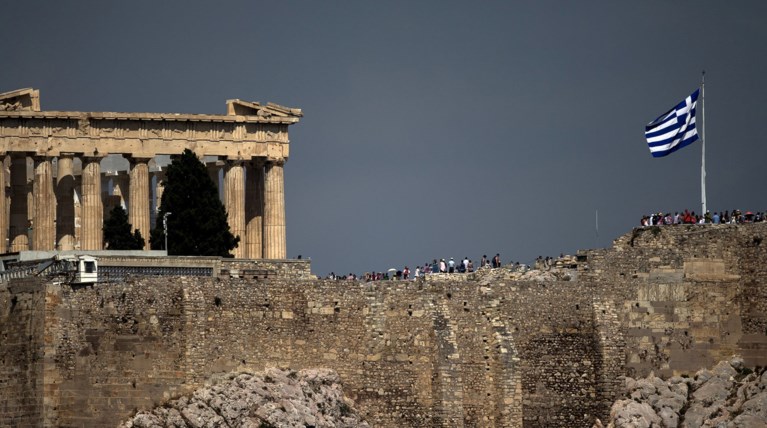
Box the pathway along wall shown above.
[1,223,767,427]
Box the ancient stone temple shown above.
[0,88,301,258]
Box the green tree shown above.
[103,205,145,250]
[150,149,239,256]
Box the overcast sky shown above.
[3,1,766,275]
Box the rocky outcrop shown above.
[597,357,767,427]
[120,368,368,428]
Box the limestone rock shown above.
[120,368,368,428]
[609,400,661,427]
[600,358,767,428]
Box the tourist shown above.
[448,257,455,273]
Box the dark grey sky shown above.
[3,1,766,275]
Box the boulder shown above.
[610,400,661,428]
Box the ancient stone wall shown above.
[1,276,606,427]
[219,258,312,279]
[0,279,45,427]
[581,224,767,378]
[2,223,767,427]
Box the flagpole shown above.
[701,71,707,214]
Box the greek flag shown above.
[645,89,699,157]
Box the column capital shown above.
[80,154,106,162]
[266,157,286,167]
[225,159,246,168]
[123,155,153,165]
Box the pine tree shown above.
[103,205,145,250]
[150,149,239,256]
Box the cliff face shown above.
[2,223,767,428]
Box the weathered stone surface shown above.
[120,368,368,428]
[601,358,767,428]
[609,400,661,427]
[3,223,767,427]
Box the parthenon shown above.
[0,88,302,258]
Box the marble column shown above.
[263,159,286,259]
[0,154,6,253]
[80,156,103,250]
[32,156,55,250]
[128,157,151,249]
[9,153,29,252]
[224,159,245,258]
[245,158,264,259]
[56,154,76,251]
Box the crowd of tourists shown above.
[414,254,503,276]
[323,252,586,282]
[641,209,765,226]
[324,253,505,282]
[322,209,767,282]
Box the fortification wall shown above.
[582,224,767,378]
[1,277,605,427]
[1,223,767,428]
[0,279,45,427]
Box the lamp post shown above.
[163,212,172,254]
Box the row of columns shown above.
[218,158,286,259]
[0,153,286,259]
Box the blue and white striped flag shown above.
[645,89,700,157]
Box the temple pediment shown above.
[0,88,40,112]
[226,99,303,118]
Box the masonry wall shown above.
[0,279,45,427]
[0,276,606,428]
[2,223,767,428]
[581,223,767,379]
